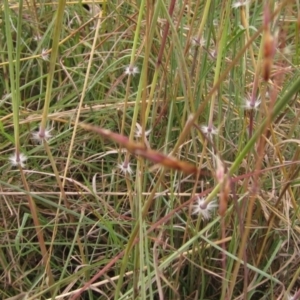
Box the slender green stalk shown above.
[3,0,20,154]
[126,0,146,142]
[195,0,212,41]
[19,166,55,290]
[144,1,161,121]
[40,0,67,133]
[208,3,229,130]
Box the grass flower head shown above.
[33,35,42,41]
[232,0,250,9]
[41,48,49,61]
[118,161,133,175]
[243,95,261,110]
[135,123,151,138]
[9,152,27,168]
[124,65,139,76]
[192,197,218,220]
[32,127,52,143]
[200,125,218,138]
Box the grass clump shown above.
[0,0,300,299]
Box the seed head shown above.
[41,48,49,61]
[200,125,218,138]
[232,0,250,9]
[118,161,133,175]
[135,123,151,138]
[243,96,261,110]
[32,127,52,143]
[124,65,139,76]
[9,152,27,168]
[192,197,218,220]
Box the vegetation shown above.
[0,0,300,299]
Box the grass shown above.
[0,0,300,299]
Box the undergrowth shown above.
[0,0,300,299]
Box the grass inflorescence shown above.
[1,0,300,299]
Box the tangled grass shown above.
[0,0,300,299]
